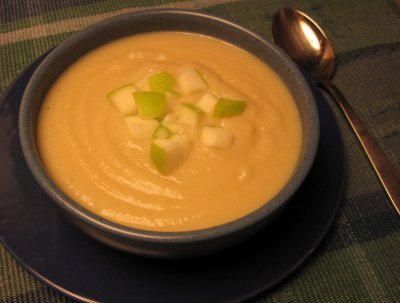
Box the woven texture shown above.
[1,0,400,302]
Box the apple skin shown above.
[212,98,246,118]
[151,138,183,174]
[133,91,167,118]
[149,71,176,92]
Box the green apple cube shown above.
[197,92,218,114]
[153,125,171,139]
[107,84,136,115]
[149,71,176,92]
[133,91,166,118]
[178,103,204,126]
[161,113,183,134]
[212,98,247,118]
[151,138,183,174]
[124,116,159,140]
[200,126,233,149]
[134,75,151,91]
[170,134,191,157]
[176,69,207,94]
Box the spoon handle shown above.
[320,80,400,215]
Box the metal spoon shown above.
[272,7,400,215]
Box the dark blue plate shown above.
[0,53,344,303]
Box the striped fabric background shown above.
[1,0,400,302]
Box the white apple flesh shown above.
[176,69,208,94]
[197,92,218,114]
[107,84,137,115]
[124,116,159,140]
[200,126,233,149]
[178,103,204,126]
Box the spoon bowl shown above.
[272,7,400,215]
[272,8,335,81]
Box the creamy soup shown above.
[37,32,302,232]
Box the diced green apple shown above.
[134,75,151,91]
[178,103,204,126]
[161,113,183,134]
[149,71,176,92]
[151,138,183,174]
[133,91,166,118]
[176,69,207,94]
[153,125,171,139]
[200,126,233,149]
[170,134,191,157]
[212,98,247,118]
[124,116,159,140]
[197,92,218,114]
[107,84,136,115]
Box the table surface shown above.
[1,0,399,302]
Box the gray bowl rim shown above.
[19,9,319,245]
